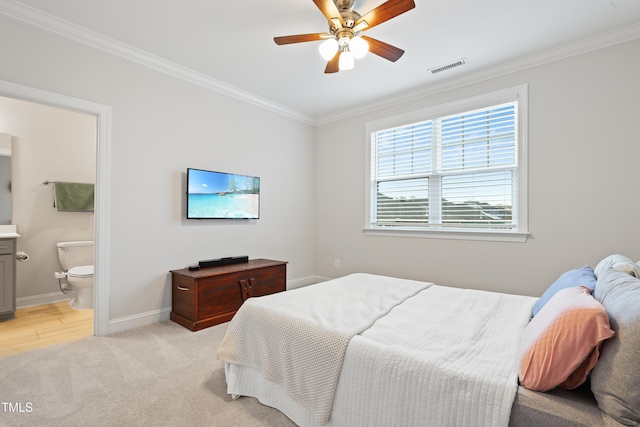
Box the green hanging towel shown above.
[53,182,95,212]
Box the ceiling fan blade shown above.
[313,0,345,28]
[355,0,415,31]
[324,52,340,74]
[361,35,404,62]
[274,33,329,45]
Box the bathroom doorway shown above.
[0,79,111,351]
[0,95,95,355]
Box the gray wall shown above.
[0,14,316,327]
[314,38,640,297]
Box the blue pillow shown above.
[532,265,596,317]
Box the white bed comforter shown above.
[217,273,431,425]
[220,274,536,427]
[335,284,536,427]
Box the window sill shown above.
[363,227,529,243]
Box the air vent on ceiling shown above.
[429,58,467,75]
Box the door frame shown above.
[0,79,111,336]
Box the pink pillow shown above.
[519,286,614,392]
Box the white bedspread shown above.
[333,285,536,427]
[222,275,537,427]
[217,273,431,425]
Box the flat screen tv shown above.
[187,168,260,219]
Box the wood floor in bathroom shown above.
[0,301,93,357]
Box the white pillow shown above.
[594,254,633,278]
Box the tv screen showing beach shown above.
[187,168,260,219]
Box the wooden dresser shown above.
[170,258,287,331]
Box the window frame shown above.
[364,84,529,243]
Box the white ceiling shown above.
[3,0,640,124]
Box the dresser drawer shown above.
[0,239,14,255]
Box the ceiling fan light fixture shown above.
[337,35,351,47]
[339,50,355,70]
[349,36,369,59]
[319,38,339,60]
[274,0,416,74]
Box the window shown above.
[365,85,528,242]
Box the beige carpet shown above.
[0,321,297,427]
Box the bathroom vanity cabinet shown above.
[0,238,16,320]
[170,258,287,331]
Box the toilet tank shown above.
[57,241,94,271]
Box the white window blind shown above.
[371,101,518,231]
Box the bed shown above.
[217,262,640,427]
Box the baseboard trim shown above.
[286,275,325,290]
[108,307,172,335]
[16,291,74,309]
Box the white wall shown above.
[0,97,96,304]
[314,38,640,297]
[0,15,316,328]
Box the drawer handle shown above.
[0,246,9,250]
[177,286,189,291]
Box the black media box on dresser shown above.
[170,258,287,331]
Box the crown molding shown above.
[1,0,639,127]
[0,0,315,125]
[315,21,640,126]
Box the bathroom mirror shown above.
[0,133,12,225]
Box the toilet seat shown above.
[68,265,94,278]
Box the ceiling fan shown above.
[274,0,416,73]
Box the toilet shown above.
[55,241,94,310]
